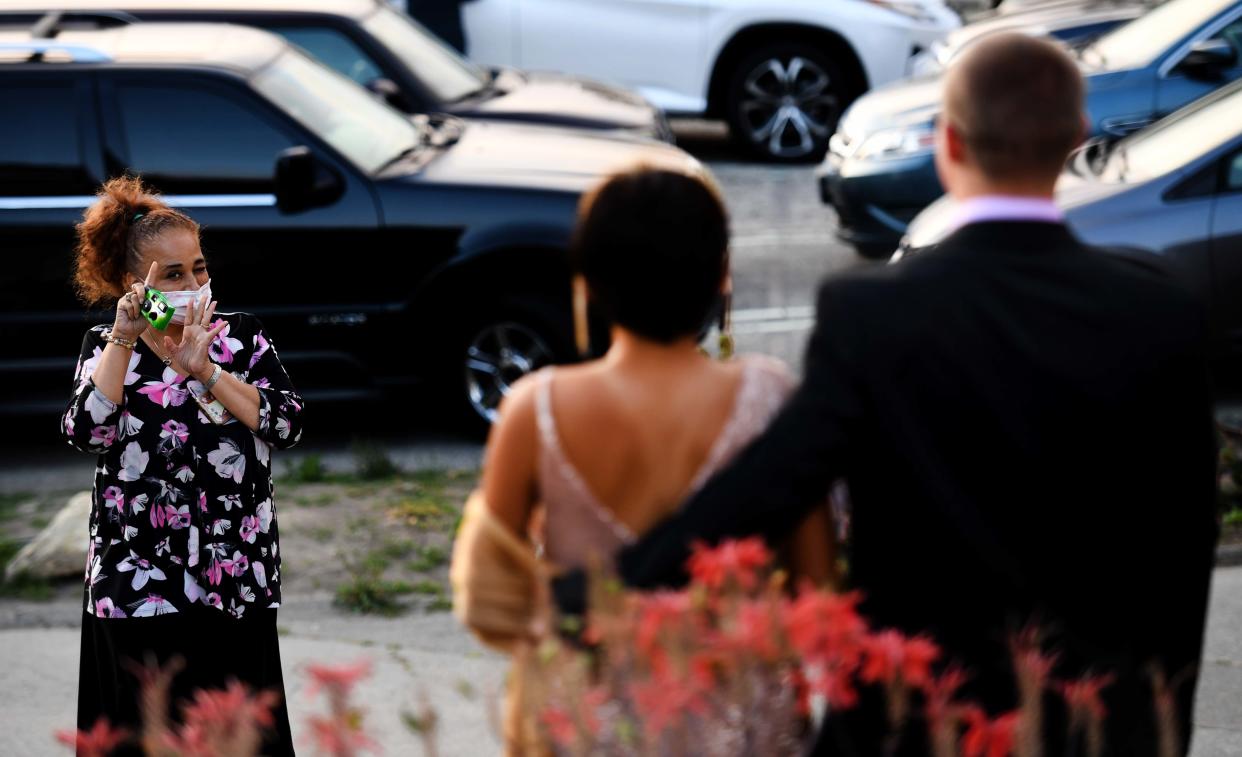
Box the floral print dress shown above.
[61,312,304,621]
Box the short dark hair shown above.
[572,165,729,343]
[945,33,1085,183]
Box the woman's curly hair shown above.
[74,176,200,306]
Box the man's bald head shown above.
[942,33,1085,187]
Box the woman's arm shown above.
[171,305,303,446]
[62,328,127,454]
[91,341,136,406]
[196,369,262,433]
[480,379,541,537]
[94,269,153,405]
[237,317,305,449]
[786,503,841,590]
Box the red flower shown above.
[307,714,380,756]
[1010,630,1057,689]
[783,589,868,708]
[540,706,577,748]
[816,662,863,709]
[630,664,714,737]
[686,538,772,591]
[860,629,904,685]
[962,708,1020,757]
[715,599,781,661]
[860,630,941,689]
[306,659,372,699]
[55,718,129,757]
[1058,673,1115,721]
[923,666,970,727]
[181,679,279,731]
[162,723,212,757]
[783,589,866,664]
[634,591,693,658]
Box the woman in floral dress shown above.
[62,177,304,754]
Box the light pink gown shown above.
[532,354,796,570]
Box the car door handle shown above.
[1100,115,1154,137]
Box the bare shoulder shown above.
[492,368,546,432]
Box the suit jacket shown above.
[553,221,1219,755]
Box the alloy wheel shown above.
[738,56,838,159]
[464,321,553,424]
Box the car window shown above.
[1085,0,1236,70]
[251,50,418,175]
[1103,84,1242,183]
[116,82,294,194]
[0,79,94,196]
[271,26,384,86]
[1229,151,1242,190]
[360,4,486,103]
[1213,16,1242,57]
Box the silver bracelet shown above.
[203,364,223,391]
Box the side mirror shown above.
[274,146,344,214]
[365,77,406,109]
[1174,39,1237,81]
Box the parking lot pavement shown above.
[3,569,1239,756]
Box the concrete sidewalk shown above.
[0,595,508,757]
[3,570,1241,756]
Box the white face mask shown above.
[163,279,213,325]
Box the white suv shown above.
[460,0,961,161]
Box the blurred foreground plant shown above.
[512,538,1188,757]
[55,657,381,757]
[54,539,1195,757]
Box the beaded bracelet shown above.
[103,330,137,350]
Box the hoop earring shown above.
[718,291,734,361]
[573,276,590,358]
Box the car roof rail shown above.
[0,39,113,63]
[0,10,137,39]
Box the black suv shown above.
[0,22,702,427]
[2,1,673,141]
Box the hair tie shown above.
[132,212,145,222]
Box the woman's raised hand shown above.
[112,261,157,341]
[164,293,226,379]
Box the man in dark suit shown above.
[553,33,1219,755]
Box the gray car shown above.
[898,80,1242,381]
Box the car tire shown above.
[725,43,847,163]
[451,299,575,436]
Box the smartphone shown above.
[141,287,175,331]
[190,383,233,425]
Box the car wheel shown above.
[725,43,846,163]
[456,303,572,434]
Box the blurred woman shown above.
[62,176,304,754]
[453,164,837,753]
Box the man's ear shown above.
[944,121,968,165]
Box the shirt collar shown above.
[948,195,1064,233]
